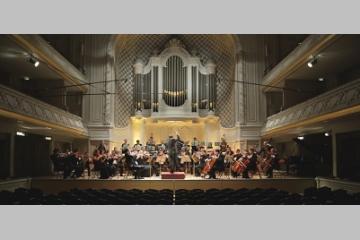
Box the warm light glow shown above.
[16,131,25,136]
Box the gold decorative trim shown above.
[262,104,360,138]
[0,108,87,138]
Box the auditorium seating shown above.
[1,187,360,205]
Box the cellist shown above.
[207,149,220,179]
[242,148,258,178]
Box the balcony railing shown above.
[263,78,360,134]
[0,84,87,136]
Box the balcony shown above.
[0,84,87,137]
[262,78,360,136]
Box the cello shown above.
[201,152,218,176]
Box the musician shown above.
[191,137,199,154]
[220,137,227,152]
[146,136,156,154]
[146,136,155,145]
[167,135,180,173]
[63,149,83,179]
[152,149,168,176]
[176,135,184,153]
[266,146,279,178]
[98,142,107,153]
[195,147,207,176]
[242,148,257,178]
[133,139,142,151]
[111,147,122,176]
[123,148,143,179]
[231,149,243,177]
[121,139,130,153]
[50,148,64,174]
[207,149,221,179]
[83,152,92,177]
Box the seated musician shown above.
[231,149,243,177]
[195,147,207,176]
[92,149,102,172]
[265,146,279,178]
[111,147,122,176]
[152,149,168,176]
[63,149,84,179]
[207,149,221,179]
[123,148,144,179]
[242,148,258,178]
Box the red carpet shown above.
[161,172,186,179]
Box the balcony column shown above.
[331,130,337,177]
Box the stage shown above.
[30,174,315,194]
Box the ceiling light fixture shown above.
[297,136,304,140]
[318,77,325,82]
[16,131,25,136]
[45,136,52,141]
[324,132,330,137]
[28,56,40,67]
[23,76,30,81]
[307,58,317,68]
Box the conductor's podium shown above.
[161,172,186,179]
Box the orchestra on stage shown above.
[50,135,286,180]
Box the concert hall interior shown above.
[1,34,360,205]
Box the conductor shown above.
[167,135,180,173]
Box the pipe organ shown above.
[133,39,216,118]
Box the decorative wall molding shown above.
[263,78,360,135]
[0,84,87,136]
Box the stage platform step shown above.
[161,172,186,179]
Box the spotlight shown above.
[16,131,25,136]
[307,58,317,68]
[45,136,52,141]
[318,77,325,82]
[324,132,330,137]
[297,136,304,140]
[28,57,40,67]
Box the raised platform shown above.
[161,172,185,179]
[29,176,316,194]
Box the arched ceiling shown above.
[114,34,237,128]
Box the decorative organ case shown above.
[133,39,216,119]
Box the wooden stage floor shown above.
[31,174,315,194]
